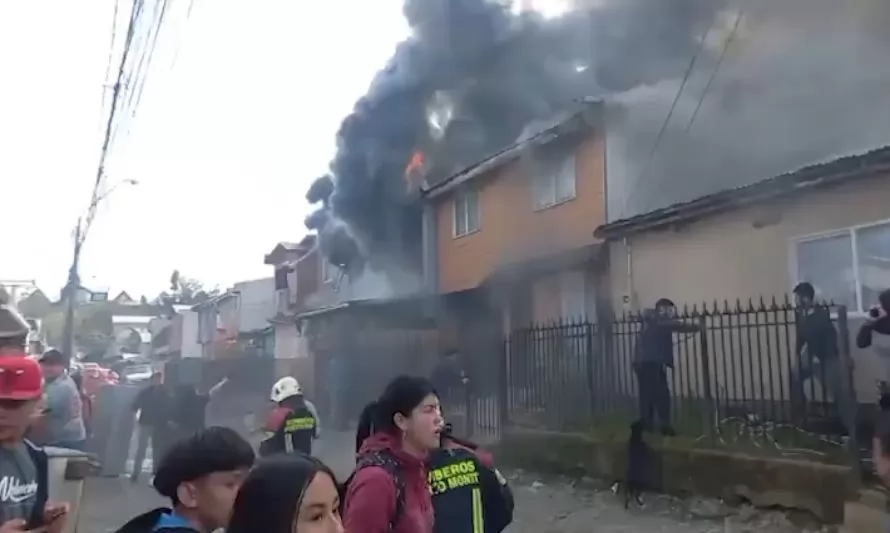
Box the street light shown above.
[60,179,138,362]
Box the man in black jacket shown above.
[633,298,701,436]
[790,282,856,424]
[131,373,172,482]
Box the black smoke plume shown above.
[307,0,890,283]
[307,0,724,274]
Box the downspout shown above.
[624,237,637,312]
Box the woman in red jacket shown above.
[343,376,443,533]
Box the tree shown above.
[157,270,218,308]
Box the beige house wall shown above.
[606,173,890,402]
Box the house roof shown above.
[594,145,890,240]
[421,101,602,200]
[190,291,238,312]
[264,236,317,265]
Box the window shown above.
[793,220,890,314]
[453,189,480,238]
[532,152,576,210]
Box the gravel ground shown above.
[78,430,819,533]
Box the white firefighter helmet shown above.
[270,376,302,403]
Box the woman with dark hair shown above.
[343,375,443,533]
[228,454,342,533]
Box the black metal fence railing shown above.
[311,298,859,467]
[504,298,858,465]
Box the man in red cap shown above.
[0,357,68,532]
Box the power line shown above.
[684,8,745,133]
[622,19,717,215]
[84,0,141,239]
[100,0,122,127]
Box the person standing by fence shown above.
[790,282,856,428]
[857,288,890,398]
[633,298,701,436]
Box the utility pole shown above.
[59,180,137,364]
[60,220,83,362]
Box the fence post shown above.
[497,333,510,435]
[585,322,596,420]
[698,316,715,446]
[836,305,862,487]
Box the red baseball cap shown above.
[0,357,43,400]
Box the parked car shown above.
[79,362,119,397]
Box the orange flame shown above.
[404,151,425,178]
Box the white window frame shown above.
[452,188,481,238]
[789,218,890,316]
[532,151,577,211]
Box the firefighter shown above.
[428,423,513,533]
[259,377,320,457]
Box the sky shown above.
[0,0,409,300]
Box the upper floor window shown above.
[793,219,890,315]
[453,189,480,238]
[532,152,576,210]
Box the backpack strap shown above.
[353,450,406,532]
[24,439,48,529]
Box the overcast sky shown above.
[0,0,408,299]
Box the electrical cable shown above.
[621,19,717,215]
[99,0,122,132]
[684,8,745,133]
[83,0,142,241]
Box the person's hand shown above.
[866,305,887,324]
[42,502,70,533]
[0,518,40,533]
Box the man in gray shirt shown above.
[36,350,86,450]
[0,356,68,531]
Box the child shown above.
[115,426,255,533]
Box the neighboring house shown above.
[17,289,53,319]
[180,307,201,359]
[594,146,890,399]
[420,103,608,330]
[264,237,318,361]
[149,305,191,359]
[112,291,135,304]
[263,238,323,385]
[233,278,276,357]
[194,292,240,359]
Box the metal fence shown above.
[310,298,859,464]
[504,298,858,463]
